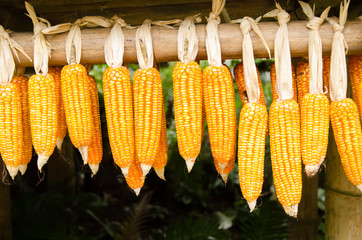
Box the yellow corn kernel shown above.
[0,82,24,179]
[87,75,103,176]
[153,100,168,180]
[103,66,134,176]
[214,157,235,183]
[28,74,58,171]
[271,63,297,102]
[48,66,67,150]
[61,64,94,163]
[269,99,302,217]
[125,158,145,196]
[296,60,310,104]
[330,98,362,191]
[348,56,362,118]
[12,76,32,175]
[238,102,268,212]
[323,56,331,102]
[173,61,203,172]
[203,65,236,171]
[234,62,266,106]
[133,67,163,177]
[301,94,329,176]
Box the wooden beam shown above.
[10,20,362,67]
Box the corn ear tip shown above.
[89,164,99,177]
[357,184,362,192]
[56,138,64,151]
[79,146,88,164]
[221,173,228,184]
[154,168,166,180]
[218,162,227,172]
[37,154,50,171]
[248,200,257,212]
[19,165,28,175]
[7,166,19,180]
[283,204,298,218]
[121,166,130,178]
[305,164,320,177]
[140,163,152,177]
[133,187,141,196]
[185,158,196,173]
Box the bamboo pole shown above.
[0,160,12,240]
[10,20,362,66]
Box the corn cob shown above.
[234,62,266,106]
[12,76,32,175]
[28,74,58,171]
[323,56,331,101]
[269,99,302,217]
[296,60,310,103]
[214,157,235,183]
[87,75,103,176]
[0,82,24,179]
[330,99,362,191]
[271,63,297,102]
[153,99,168,180]
[301,94,329,176]
[348,56,362,118]
[133,67,163,176]
[203,65,236,172]
[103,66,134,176]
[125,158,145,196]
[173,61,203,172]
[48,66,67,151]
[61,64,94,163]
[238,102,268,211]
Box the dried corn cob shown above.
[238,102,268,211]
[28,74,58,171]
[133,67,163,176]
[125,158,145,196]
[269,99,302,216]
[330,99,362,191]
[48,66,67,151]
[348,56,362,118]
[0,82,24,179]
[153,100,168,180]
[296,60,310,103]
[103,66,134,176]
[271,63,297,102]
[214,157,235,183]
[234,62,266,106]
[12,76,32,175]
[203,65,236,172]
[87,75,103,176]
[323,56,330,101]
[173,61,203,172]
[61,64,94,163]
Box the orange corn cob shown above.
[0,82,24,179]
[234,62,266,106]
[48,66,67,150]
[103,66,134,176]
[125,158,145,196]
[238,102,268,211]
[203,65,236,172]
[330,98,362,191]
[133,67,163,176]
[296,60,310,103]
[214,157,235,183]
[28,74,58,171]
[173,61,203,172]
[271,63,297,101]
[12,76,32,175]
[348,56,362,118]
[153,100,168,180]
[269,99,302,217]
[323,56,331,101]
[301,94,329,176]
[61,64,93,163]
[87,75,103,176]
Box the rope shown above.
[327,0,350,102]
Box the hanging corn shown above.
[230,16,270,212]
[348,55,362,118]
[264,3,302,217]
[298,1,330,177]
[327,0,362,192]
[203,0,236,182]
[173,15,203,172]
